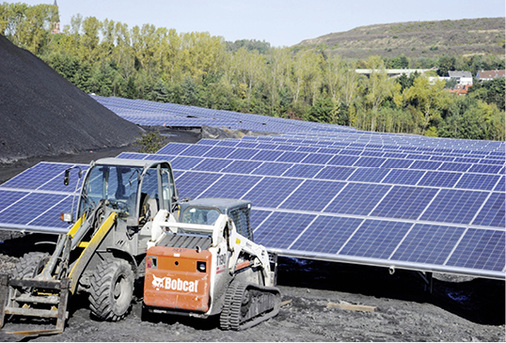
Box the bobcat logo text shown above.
[152,274,199,293]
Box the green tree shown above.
[403,77,448,134]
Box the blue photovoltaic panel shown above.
[347,168,390,183]
[276,151,308,163]
[290,216,363,254]
[380,159,414,169]
[144,153,176,162]
[236,142,258,149]
[282,164,324,179]
[275,145,299,152]
[324,183,391,216]
[1,163,71,191]
[420,189,489,225]
[381,169,426,186]
[157,143,191,155]
[250,150,284,162]
[296,146,320,153]
[301,153,333,165]
[468,164,502,174]
[39,166,87,193]
[417,171,462,188]
[447,229,505,272]
[250,209,272,232]
[353,157,386,168]
[215,140,239,147]
[430,156,455,162]
[391,224,465,265]
[327,155,359,166]
[28,196,75,229]
[221,160,262,174]
[251,162,293,176]
[191,158,232,172]
[438,162,471,172]
[202,146,235,158]
[243,177,303,208]
[339,149,362,156]
[407,154,431,160]
[226,148,259,160]
[315,166,355,181]
[318,147,342,155]
[199,174,262,199]
[0,189,29,212]
[494,176,505,192]
[180,144,213,157]
[256,143,279,150]
[254,212,317,249]
[279,180,346,211]
[339,220,412,259]
[371,186,438,220]
[116,152,148,160]
[0,193,68,226]
[195,139,219,146]
[170,156,203,170]
[383,152,408,159]
[175,171,222,199]
[455,173,501,191]
[410,160,442,170]
[472,193,505,228]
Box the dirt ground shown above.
[0,253,504,342]
[0,128,504,342]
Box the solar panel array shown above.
[91,95,355,134]
[0,96,504,280]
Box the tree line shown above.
[1,3,504,140]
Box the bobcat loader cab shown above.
[0,158,179,335]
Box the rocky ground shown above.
[0,253,504,342]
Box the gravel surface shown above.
[0,246,504,342]
[0,34,143,163]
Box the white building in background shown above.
[448,71,473,86]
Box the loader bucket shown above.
[0,274,70,336]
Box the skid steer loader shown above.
[0,158,179,335]
[143,198,281,330]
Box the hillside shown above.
[0,34,143,163]
[296,17,505,59]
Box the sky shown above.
[5,0,506,47]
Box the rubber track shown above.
[220,281,281,331]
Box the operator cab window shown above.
[182,207,221,226]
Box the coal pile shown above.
[0,34,143,163]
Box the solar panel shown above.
[417,171,462,188]
[199,174,262,199]
[254,212,317,249]
[446,229,505,272]
[339,220,413,259]
[472,192,505,227]
[1,96,504,281]
[420,189,489,225]
[251,162,293,176]
[243,177,303,208]
[289,216,363,254]
[371,186,439,220]
[279,180,346,211]
[391,224,466,265]
[324,183,391,215]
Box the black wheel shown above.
[89,257,134,321]
[14,252,50,278]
